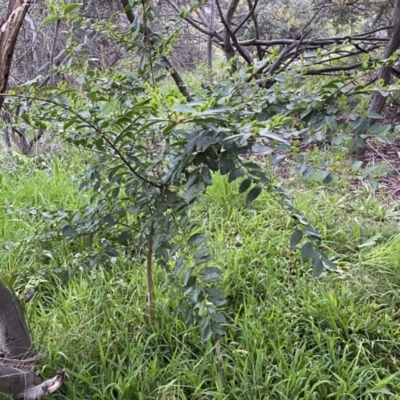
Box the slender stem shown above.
[146,227,154,323]
[49,19,61,86]
[207,0,215,68]
[141,0,155,88]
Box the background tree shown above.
[353,0,400,159]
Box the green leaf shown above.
[137,54,146,72]
[62,225,77,238]
[368,178,379,190]
[112,187,120,199]
[201,167,212,186]
[305,226,321,239]
[63,3,80,15]
[183,308,193,326]
[259,129,290,144]
[117,231,131,245]
[353,136,365,148]
[322,172,334,185]
[251,144,272,155]
[201,323,212,342]
[42,14,60,25]
[205,158,218,171]
[368,123,391,135]
[302,166,315,180]
[353,119,370,135]
[196,136,219,152]
[242,162,261,170]
[211,323,226,335]
[220,160,235,175]
[172,104,197,114]
[188,233,206,245]
[246,185,262,204]
[367,112,383,119]
[194,247,210,259]
[321,256,337,271]
[186,169,199,188]
[175,256,187,276]
[272,154,287,166]
[290,229,303,248]
[205,287,226,306]
[239,178,252,194]
[210,312,227,324]
[312,253,324,276]
[325,116,338,132]
[103,214,115,226]
[201,105,232,114]
[184,277,196,293]
[351,161,363,172]
[105,246,119,257]
[274,74,287,83]
[192,283,202,303]
[301,242,313,261]
[200,267,222,282]
[228,168,245,183]
[182,268,193,286]
[195,255,213,265]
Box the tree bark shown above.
[0,0,32,110]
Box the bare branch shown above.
[216,0,253,65]
[246,0,262,60]
[236,35,389,47]
[233,0,258,35]
[305,62,366,74]
[165,0,223,41]
[302,0,328,35]
[49,19,60,85]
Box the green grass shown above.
[1,149,400,399]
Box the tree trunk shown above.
[0,0,32,110]
[352,0,400,160]
[207,0,216,68]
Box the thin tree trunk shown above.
[207,0,215,68]
[23,14,39,77]
[146,229,154,323]
[49,19,61,86]
[246,0,262,61]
